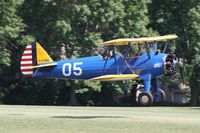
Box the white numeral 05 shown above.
[62,62,83,77]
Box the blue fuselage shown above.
[33,52,166,80]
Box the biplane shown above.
[20,35,178,106]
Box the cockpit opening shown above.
[95,46,115,60]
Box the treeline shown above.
[0,0,199,106]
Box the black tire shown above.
[138,92,153,106]
[160,89,166,102]
[154,89,166,103]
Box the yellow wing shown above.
[90,74,138,81]
[98,35,178,46]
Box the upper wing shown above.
[90,74,138,81]
[98,35,178,46]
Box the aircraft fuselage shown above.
[33,52,166,80]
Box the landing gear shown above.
[131,83,153,106]
[160,89,166,102]
[131,84,166,106]
[138,92,153,106]
[154,89,166,103]
[130,82,143,106]
[131,78,166,106]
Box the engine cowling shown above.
[164,53,177,76]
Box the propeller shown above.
[164,53,185,81]
[164,53,177,76]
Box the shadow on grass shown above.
[51,115,127,119]
[188,107,200,110]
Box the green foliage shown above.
[0,0,35,104]
[1,0,199,106]
[186,5,200,105]
[150,0,200,105]
[0,0,25,66]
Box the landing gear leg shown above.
[152,78,166,103]
[138,78,153,106]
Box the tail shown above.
[20,42,54,77]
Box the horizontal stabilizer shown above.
[32,62,57,68]
[21,62,57,69]
[90,74,138,81]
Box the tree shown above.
[20,0,152,105]
[149,0,200,105]
[186,5,200,106]
[65,0,152,105]
[0,0,35,103]
[1,0,153,105]
[0,0,24,66]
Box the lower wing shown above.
[90,74,138,81]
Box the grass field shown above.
[0,105,200,133]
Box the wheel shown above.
[154,89,166,103]
[138,92,153,106]
[160,89,166,102]
[131,83,143,105]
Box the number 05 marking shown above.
[62,62,83,77]
[154,63,162,68]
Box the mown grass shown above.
[0,105,200,133]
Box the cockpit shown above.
[95,46,115,60]
[95,44,143,60]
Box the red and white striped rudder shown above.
[20,42,54,77]
[20,44,33,77]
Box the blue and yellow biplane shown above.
[20,35,178,106]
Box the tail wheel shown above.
[138,92,153,106]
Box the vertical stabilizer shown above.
[20,42,54,77]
